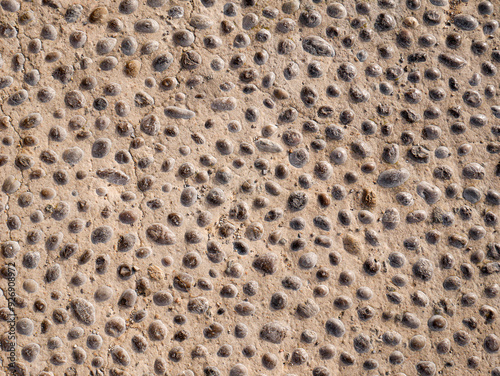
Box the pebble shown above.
[252,253,278,274]
[146,224,176,245]
[382,208,400,229]
[71,298,95,325]
[134,19,159,33]
[413,258,434,281]
[454,15,479,31]
[260,322,287,344]
[416,182,442,205]
[327,3,347,18]
[164,106,195,119]
[212,97,237,111]
[438,53,467,69]
[302,36,335,57]
[377,169,410,188]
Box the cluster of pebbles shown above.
[0,0,499,375]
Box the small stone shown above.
[438,53,467,69]
[413,258,434,281]
[454,14,479,31]
[253,253,278,274]
[164,106,195,119]
[135,19,159,33]
[89,6,108,23]
[254,139,283,153]
[377,169,410,188]
[124,60,141,77]
[71,298,95,325]
[343,234,361,255]
[302,36,335,57]
[146,224,176,245]
[260,322,287,344]
[416,182,442,205]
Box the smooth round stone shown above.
[435,146,451,159]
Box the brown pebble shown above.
[360,188,377,208]
[343,234,362,255]
[124,60,141,77]
[89,7,108,23]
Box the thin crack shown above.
[0,100,22,242]
[127,132,147,249]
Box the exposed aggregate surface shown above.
[0,0,499,375]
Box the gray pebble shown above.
[190,14,213,29]
[135,19,159,33]
[212,97,237,111]
[94,286,113,302]
[168,5,184,18]
[462,163,485,180]
[164,106,195,119]
[325,318,345,337]
[416,182,442,205]
[454,14,479,31]
[298,252,318,269]
[463,187,482,203]
[382,208,400,229]
[71,298,96,325]
[377,168,410,188]
[327,3,347,18]
[302,36,335,57]
[381,144,399,164]
[438,53,467,69]
[8,89,28,106]
[173,30,195,47]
